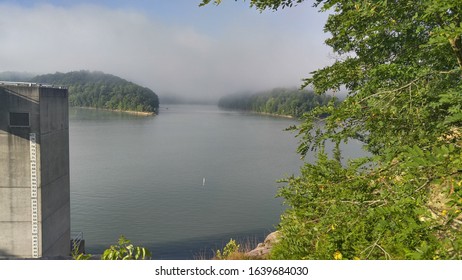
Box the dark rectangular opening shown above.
[9,112,30,127]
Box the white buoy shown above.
[202,177,206,186]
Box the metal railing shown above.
[0,81,67,89]
[71,231,85,254]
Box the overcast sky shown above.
[0,0,331,100]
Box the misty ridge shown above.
[0,3,330,104]
[1,70,341,118]
[218,88,337,118]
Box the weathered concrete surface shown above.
[0,84,70,258]
[0,222,35,257]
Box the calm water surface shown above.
[69,105,363,259]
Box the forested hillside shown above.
[218,88,335,118]
[32,70,159,113]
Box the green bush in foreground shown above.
[71,235,151,260]
[101,236,152,260]
[203,0,462,259]
[215,239,240,260]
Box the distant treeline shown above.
[159,94,216,105]
[218,88,335,118]
[0,71,36,82]
[31,70,159,113]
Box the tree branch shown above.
[448,36,462,69]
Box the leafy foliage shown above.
[215,239,240,260]
[71,241,92,260]
[101,235,152,260]
[203,0,462,259]
[199,0,305,10]
[275,0,462,260]
[218,88,335,118]
[32,70,159,113]
[72,252,92,260]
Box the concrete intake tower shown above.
[0,82,70,258]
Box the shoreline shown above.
[250,111,295,119]
[72,106,156,116]
[218,107,296,119]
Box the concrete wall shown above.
[0,84,70,258]
[39,87,70,257]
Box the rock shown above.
[245,231,280,258]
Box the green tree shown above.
[203,0,462,259]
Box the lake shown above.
[69,105,363,259]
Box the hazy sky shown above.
[0,0,331,100]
